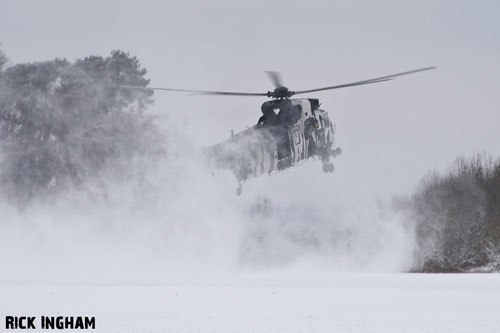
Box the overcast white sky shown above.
[2,0,500,199]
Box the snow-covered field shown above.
[0,160,498,332]
[2,273,500,332]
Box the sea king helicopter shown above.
[124,67,435,194]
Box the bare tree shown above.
[411,153,500,272]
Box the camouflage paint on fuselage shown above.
[204,98,340,185]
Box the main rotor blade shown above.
[120,85,268,96]
[293,66,436,95]
[265,71,284,88]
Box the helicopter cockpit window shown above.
[292,105,302,121]
[309,99,320,111]
[278,104,302,127]
[319,115,325,128]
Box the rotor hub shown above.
[267,86,295,99]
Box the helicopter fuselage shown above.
[205,98,341,192]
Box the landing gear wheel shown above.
[323,163,334,173]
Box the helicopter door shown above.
[289,125,305,165]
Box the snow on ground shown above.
[2,273,500,332]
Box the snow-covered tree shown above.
[0,49,160,202]
[411,153,500,272]
[0,47,7,73]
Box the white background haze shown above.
[2,0,500,196]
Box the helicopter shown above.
[122,67,435,195]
